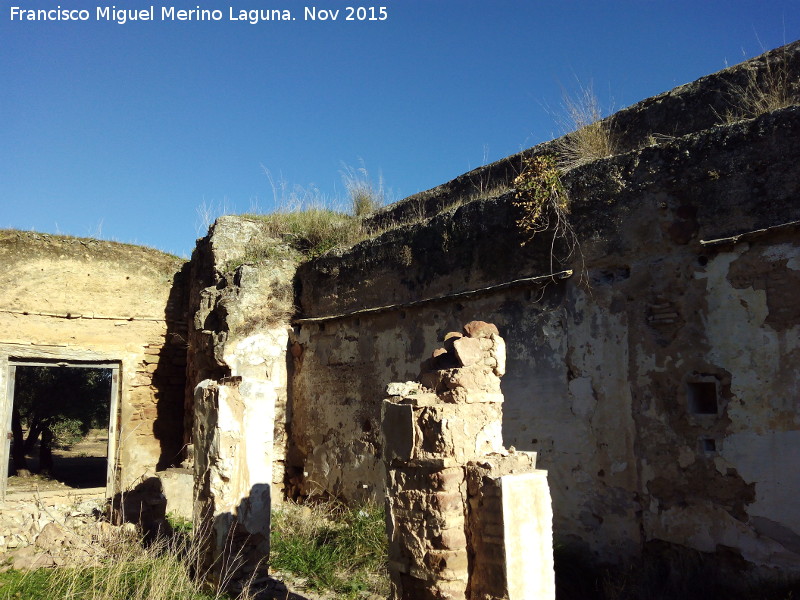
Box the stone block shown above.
[429,467,465,491]
[441,365,501,393]
[130,372,152,386]
[160,468,194,520]
[423,549,469,579]
[435,526,467,550]
[452,337,483,367]
[384,399,503,464]
[388,381,423,397]
[468,469,554,600]
[463,321,499,339]
[489,333,506,377]
[440,390,504,405]
[429,491,464,514]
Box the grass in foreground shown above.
[0,527,233,600]
[269,499,389,599]
[0,556,223,600]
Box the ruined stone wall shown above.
[0,232,188,492]
[382,322,554,600]
[186,216,295,586]
[187,216,294,495]
[365,41,800,231]
[291,103,800,571]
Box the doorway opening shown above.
[5,361,119,496]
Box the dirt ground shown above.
[7,428,108,492]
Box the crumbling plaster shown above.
[290,104,800,569]
[186,218,295,586]
[2,42,798,583]
[0,232,187,493]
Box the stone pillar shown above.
[382,321,554,600]
[193,376,274,592]
[467,457,555,600]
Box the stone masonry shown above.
[293,44,800,577]
[382,321,554,600]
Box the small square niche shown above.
[700,437,717,454]
[687,381,718,415]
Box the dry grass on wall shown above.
[553,83,617,170]
[718,48,799,124]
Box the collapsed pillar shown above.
[382,321,554,600]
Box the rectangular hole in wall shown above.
[700,437,717,454]
[6,362,116,495]
[687,381,718,415]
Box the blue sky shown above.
[2,1,798,257]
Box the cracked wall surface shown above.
[291,98,800,572]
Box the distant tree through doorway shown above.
[10,365,111,488]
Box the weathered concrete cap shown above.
[463,320,500,338]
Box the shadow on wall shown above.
[496,282,568,455]
[283,333,303,500]
[110,476,171,542]
[111,480,309,598]
[197,483,274,597]
[153,264,190,470]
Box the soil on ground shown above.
[6,428,108,492]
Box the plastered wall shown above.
[0,231,188,492]
[290,104,800,569]
[186,218,293,588]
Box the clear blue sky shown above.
[2,1,798,257]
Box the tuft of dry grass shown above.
[249,206,362,258]
[718,49,797,123]
[0,521,252,600]
[553,82,617,170]
[340,162,385,217]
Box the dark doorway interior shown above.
[8,365,112,490]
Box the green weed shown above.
[0,568,53,599]
[513,154,585,283]
[513,154,568,242]
[166,512,193,535]
[269,500,389,599]
[0,523,246,600]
